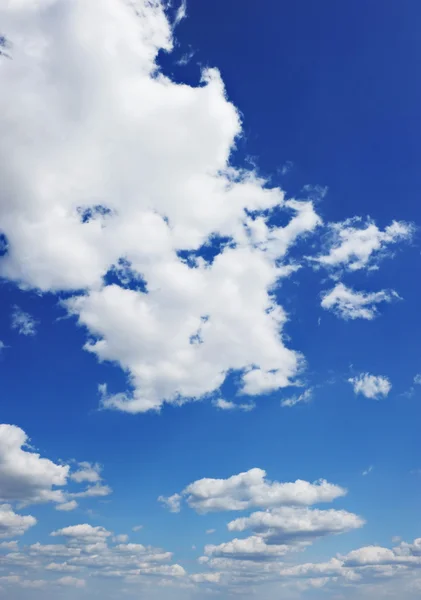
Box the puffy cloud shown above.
[212,398,255,412]
[0,424,68,505]
[312,218,413,272]
[190,572,221,583]
[281,388,312,408]
[348,374,391,400]
[321,283,400,320]
[158,493,182,513]
[0,504,36,538]
[159,468,346,513]
[10,306,37,336]
[205,535,293,561]
[45,562,80,573]
[0,0,323,413]
[132,525,143,532]
[56,576,86,588]
[227,507,365,544]
[51,524,112,544]
[70,462,102,483]
[70,483,112,498]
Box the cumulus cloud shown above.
[0,424,68,505]
[348,374,392,400]
[55,500,78,512]
[0,504,36,539]
[212,398,255,412]
[227,506,364,544]
[312,218,413,272]
[70,462,102,484]
[159,468,346,514]
[10,306,37,336]
[205,535,293,562]
[0,0,324,414]
[281,388,312,408]
[51,524,112,544]
[321,283,400,320]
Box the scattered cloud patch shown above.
[312,218,413,272]
[414,374,421,385]
[212,398,255,412]
[348,374,391,400]
[10,306,37,336]
[55,500,78,512]
[281,388,313,408]
[321,283,400,320]
[0,504,36,538]
[362,466,374,476]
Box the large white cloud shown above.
[0,0,324,413]
[159,468,346,513]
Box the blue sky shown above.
[0,1,420,598]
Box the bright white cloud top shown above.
[321,283,400,320]
[348,373,392,400]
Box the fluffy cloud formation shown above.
[159,468,346,514]
[51,524,112,544]
[321,283,400,320]
[0,424,68,505]
[313,218,413,272]
[0,0,325,414]
[10,306,37,337]
[70,462,102,484]
[348,373,392,400]
[227,507,364,544]
[205,536,293,561]
[0,504,36,539]
[281,388,313,408]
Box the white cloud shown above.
[190,572,221,583]
[206,529,216,535]
[0,0,322,413]
[132,525,143,532]
[51,524,112,544]
[45,562,80,573]
[312,218,413,272]
[70,462,102,483]
[10,306,37,336]
[414,374,421,385]
[321,283,400,320]
[70,483,112,498]
[281,388,312,408]
[227,506,364,544]
[205,535,293,561]
[158,493,182,513]
[362,466,374,476]
[56,576,86,588]
[159,468,346,514]
[0,424,68,505]
[113,534,129,543]
[348,374,392,400]
[0,504,36,538]
[55,500,78,512]
[212,398,255,412]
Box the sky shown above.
[0,0,421,598]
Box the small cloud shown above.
[158,493,182,513]
[392,536,402,544]
[348,373,391,400]
[132,525,143,532]
[212,398,255,412]
[414,374,421,385]
[321,283,400,321]
[174,0,187,25]
[113,534,128,543]
[280,160,293,175]
[302,184,328,201]
[206,529,216,535]
[56,500,78,512]
[11,306,37,336]
[362,466,373,476]
[177,49,195,66]
[281,388,313,408]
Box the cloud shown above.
[56,576,86,588]
[281,388,312,408]
[159,468,346,514]
[348,374,392,400]
[70,462,102,484]
[312,218,413,272]
[206,529,216,535]
[0,0,323,414]
[212,398,255,412]
[0,424,69,505]
[10,306,37,336]
[414,374,421,385]
[70,483,112,498]
[55,500,78,512]
[132,525,143,532]
[227,506,364,544]
[0,504,36,538]
[321,283,400,320]
[158,493,182,513]
[205,535,293,561]
[362,466,374,476]
[51,524,112,544]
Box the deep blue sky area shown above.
[0,1,421,598]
